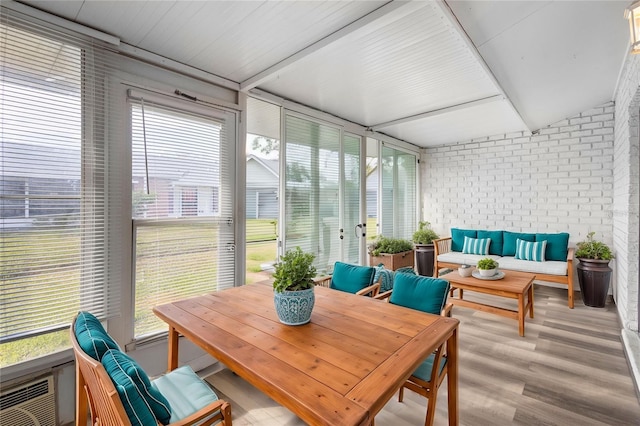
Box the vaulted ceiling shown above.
[16,0,631,147]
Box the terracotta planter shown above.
[369,250,414,271]
[577,258,612,308]
[414,243,435,277]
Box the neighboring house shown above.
[246,154,279,219]
[132,148,221,219]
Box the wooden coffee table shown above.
[441,269,535,337]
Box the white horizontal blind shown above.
[380,145,417,240]
[130,97,235,338]
[0,12,121,348]
[343,133,362,265]
[284,114,340,273]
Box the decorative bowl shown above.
[478,268,497,277]
[458,266,473,277]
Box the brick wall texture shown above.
[614,53,640,333]
[421,103,617,299]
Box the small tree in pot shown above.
[412,221,439,277]
[575,232,614,308]
[273,247,317,325]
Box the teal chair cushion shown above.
[390,273,450,315]
[502,231,535,256]
[102,349,172,425]
[74,311,120,361]
[450,228,477,252]
[412,352,448,382]
[330,262,375,294]
[536,232,569,261]
[373,264,394,292]
[153,365,219,423]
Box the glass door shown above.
[342,133,364,265]
[282,115,367,271]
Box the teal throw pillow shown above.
[373,264,394,292]
[502,231,535,257]
[331,262,375,294]
[515,239,546,262]
[451,228,477,252]
[395,266,417,276]
[536,232,569,261]
[390,273,450,315]
[461,236,491,255]
[478,230,504,256]
[74,311,120,361]
[102,349,172,425]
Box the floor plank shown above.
[205,285,640,425]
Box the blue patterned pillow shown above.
[373,264,394,292]
[102,349,172,425]
[515,239,546,262]
[461,236,491,255]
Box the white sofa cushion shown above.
[437,252,501,266]
[437,252,568,276]
[497,256,567,276]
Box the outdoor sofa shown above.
[434,229,575,308]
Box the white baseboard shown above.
[622,328,640,402]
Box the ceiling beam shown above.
[370,95,505,130]
[240,0,416,92]
[436,0,530,132]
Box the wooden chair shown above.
[374,273,452,426]
[315,261,380,297]
[71,315,232,426]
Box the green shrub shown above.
[575,232,613,260]
[272,247,317,293]
[412,221,439,244]
[368,236,414,256]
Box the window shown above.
[379,145,417,240]
[246,97,280,284]
[0,16,118,366]
[130,94,235,338]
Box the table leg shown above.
[168,326,179,372]
[517,294,526,337]
[529,285,535,318]
[447,327,459,426]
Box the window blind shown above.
[283,114,341,273]
[0,11,121,349]
[130,96,236,338]
[380,145,417,240]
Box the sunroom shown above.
[1,1,639,425]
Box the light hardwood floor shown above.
[205,284,640,425]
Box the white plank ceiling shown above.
[15,0,631,148]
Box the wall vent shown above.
[0,375,56,426]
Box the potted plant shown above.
[412,221,439,277]
[575,232,614,308]
[476,258,499,277]
[368,236,414,271]
[272,247,317,325]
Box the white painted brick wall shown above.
[613,52,640,333]
[421,102,615,291]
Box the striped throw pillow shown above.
[515,238,546,262]
[462,236,491,255]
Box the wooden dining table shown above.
[153,282,459,426]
